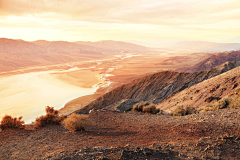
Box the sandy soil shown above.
[0,108,240,159]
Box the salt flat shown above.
[0,69,99,124]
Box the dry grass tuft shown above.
[171,106,186,116]
[34,106,67,128]
[61,113,93,132]
[133,101,160,114]
[171,105,197,116]
[203,96,240,112]
[133,101,150,112]
[142,104,160,114]
[0,115,25,130]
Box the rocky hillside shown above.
[157,63,240,113]
[178,50,240,73]
[76,61,240,114]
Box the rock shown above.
[142,148,154,156]
[235,137,240,141]
[196,143,203,147]
[120,149,130,159]
[199,137,208,141]
[125,144,130,148]
[97,157,109,160]
[94,146,106,151]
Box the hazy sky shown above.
[0,0,240,46]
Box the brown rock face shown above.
[76,61,240,114]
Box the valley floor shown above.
[1,108,240,159]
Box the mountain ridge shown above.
[0,38,149,72]
[75,61,240,114]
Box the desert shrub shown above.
[34,106,67,128]
[142,104,160,114]
[61,113,92,132]
[203,96,240,112]
[133,101,160,114]
[171,105,197,116]
[185,105,197,115]
[0,115,25,130]
[133,101,150,112]
[171,106,186,116]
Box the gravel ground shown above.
[1,108,240,160]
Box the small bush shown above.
[185,105,197,115]
[61,113,92,132]
[133,101,160,114]
[171,106,186,116]
[34,106,66,128]
[171,105,197,116]
[142,104,160,114]
[0,115,25,130]
[133,101,150,112]
[203,96,240,112]
[132,103,143,112]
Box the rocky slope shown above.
[157,63,240,113]
[76,61,240,114]
[178,50,240,73]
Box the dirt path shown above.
[1,108,240,159]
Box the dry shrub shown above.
[203,96,240,112]
[0,115,25,130]
[34,106,67,128]
[142,104,160,114]
[171,106,186,116]
[185,106,197,115]
[132,103,143,112]
[133,101,150,112]
[172,105,197,116]
[133,101,160,114]
[61,113,92,132]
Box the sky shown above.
[0,0,240,47]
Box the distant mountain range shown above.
[0,38,149,72]
[170,41,240,53]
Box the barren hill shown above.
[0,38,148,72]
[178,50,240,73]
[76,61,240,114]
[157,63,240,113]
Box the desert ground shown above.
[1,108,240,159]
